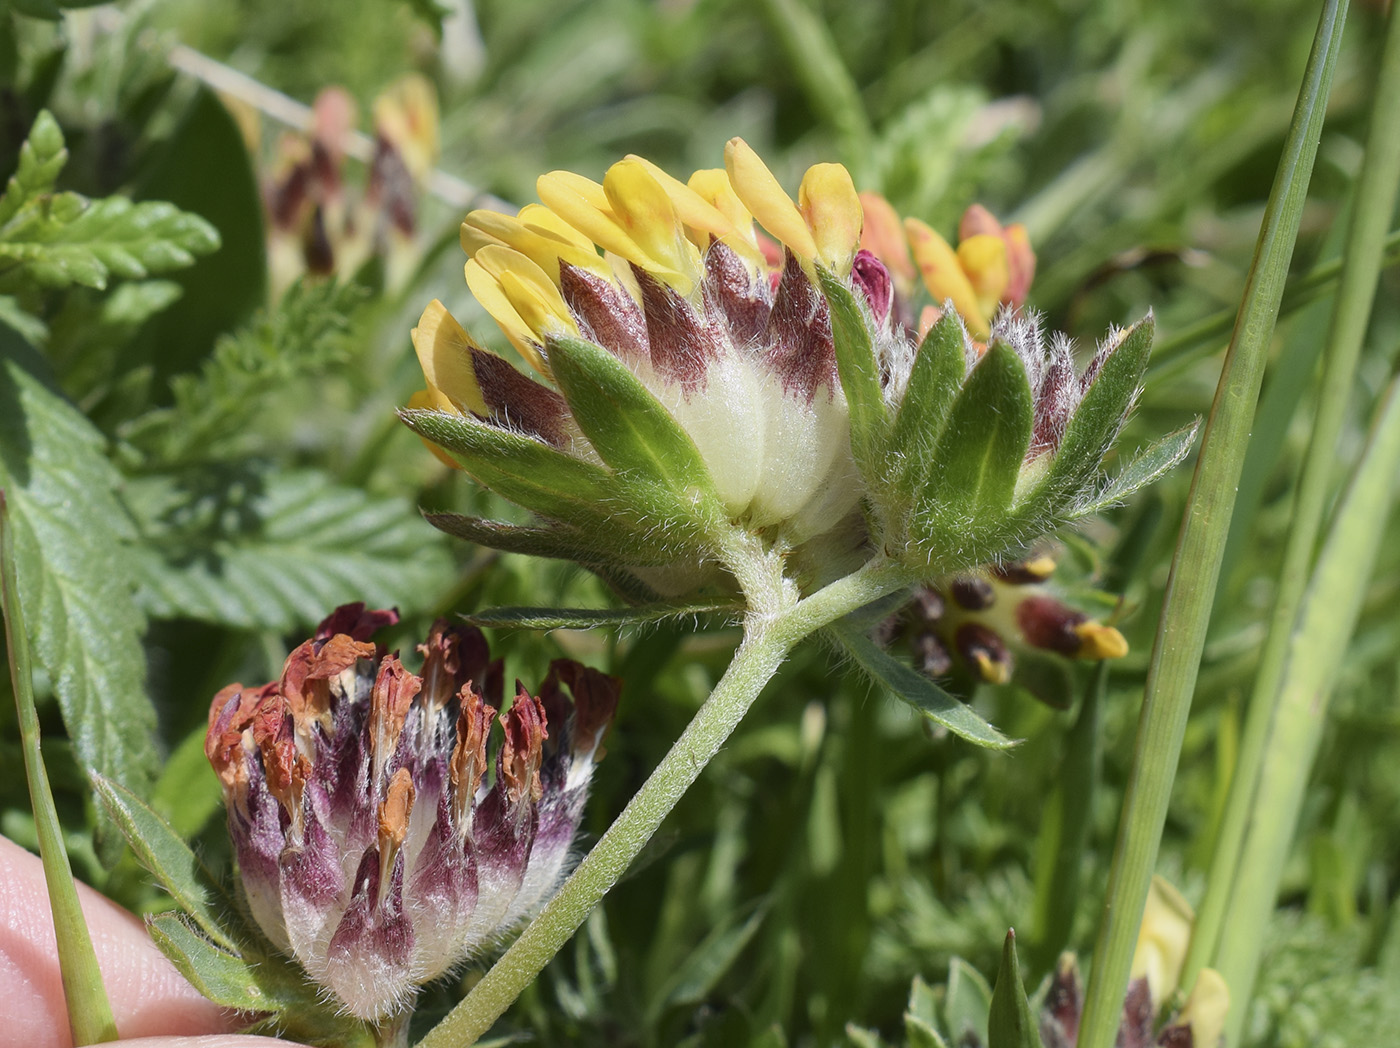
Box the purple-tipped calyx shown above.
[205,605,620,1022]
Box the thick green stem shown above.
[1215,374,1400,1045]
[1184,0,1400,995]
[1074,4,1347,1047]
[415,555,914,1047]
[0,493,118,1044]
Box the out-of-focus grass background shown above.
[0,1,1397,1045]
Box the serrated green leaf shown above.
[988,931,1044,1048]
[917,340,1033,525]
[463,598,739,631]
[0,194,220,292]
[423,512,674,566]
[546,334,720,514]
[91,774,241,951]
[1071,420,1201,518]
[125,467,454,632]
[944,956,994,1047]
[0,110,65,228]
[1029,316,1154,514]
[0,329,158,858]
[891,312,968,495]
[826,620,1013,749]
[818,266,888,472]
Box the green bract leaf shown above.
[912,340,1033,559]
[818,267,888,473]
[423,512,674,566]
[403,407,625,517]
[146,913,305,1014]
[944,956,994,1047]
[1072,420,1201,518]
[826,620,1013,749]
[1030,316,1154,513]
[91,774,241,951]
[546,334,721,515]
[463,599,739,631]
[890,312,967,497]
[0,330,158,858]
[126,467,454,632]
[988,931,1045,1048]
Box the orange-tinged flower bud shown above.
[905,217,989,337]
[859,192,916,295]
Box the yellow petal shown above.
[411,300,486,415]
[724,138,819,261]
[1131,876,1194,1005]
[602,159,701,292]
[688,169,755,237]
[463,259,548,374]
[957,233,1011,322]
[798,162,861,275]
[462,209,609,283]
[1075,621,1128,660]
[536,170,641,261]
[372,74,439,181]
[475,245,579,345]
[905,217,988,338]
[1180,969,1230,1048]
[518,203,596,252]
[406,387,464,469]
[625,154,735,242]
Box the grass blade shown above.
[0,491,117,1044]
[1185,0,1400,999]
[1074,3,1350,1046]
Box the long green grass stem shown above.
[416,555,915,1047]
[1184,2,1400,998]
[1073,4,1348,1047]
[1147,226,1400,383]
[1214,373,1400,1046]
[0,493,118,1045]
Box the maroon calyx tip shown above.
[316,603,401,643]
[851,249,893,328]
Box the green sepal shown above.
[890,312,968,496]
[546,334,721,518]
[146,913,303,1013]
[1027,315,1154,515]
[817,266,889,474]
[423,512,675,566]
[91,774,241,951]
[462,598,739,631]
[826,620,1014,749]
[402,408,706,547]
[1070,419,1200,519]
[905,975,951,1048]
[943,956,994,1046]
[912,340,1033,557]
[988,930,1045,1048]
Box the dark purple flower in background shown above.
[205,604,619,1022]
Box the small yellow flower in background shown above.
[261,76,441,298]
[860,194,1037,339]
[1043,877,1229,1048]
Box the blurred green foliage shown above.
[0,0,1396,1045]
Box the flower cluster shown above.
[1042,879,1230,1048]
[883,550,1127,704]
[261,75,440,297]
[204,604,618,1022]
[401,138,1185,603]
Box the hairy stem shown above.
[415,554,914,1047]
